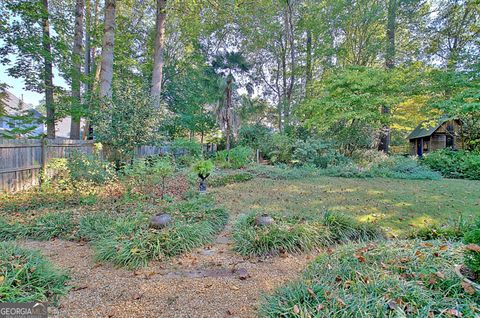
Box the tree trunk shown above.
[151,0,167,107]
[305,29,312,97]
[99,0,116,99]
[70,0,84,139]
[225,77,233,151]
[378,0,397,153]
[42,0,55,139]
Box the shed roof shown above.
[407,116,451,140]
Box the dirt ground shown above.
[21,225,312,318]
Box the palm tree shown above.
[212,51,251,150]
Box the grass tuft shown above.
[88,195,229,268]
[232,211,383,257]
[260,240,480,317]
[0,242,70,303]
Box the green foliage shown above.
[232,212,332,257]
[122,157,175,197]
[85,195,228,268]
[209,172,254,187]
[0,242,70,303]
[463,218,480,275]
[422,149,480,180]
[292,138,352,168]
[369,156,442,180]
[232,211,383,257]
[215,146,253,169]
[92,80,162,163]
[269,134,294,164]
[171,139,203,166]
[0,212,74,241]
[260,240,479,317]
[66,150,115,186]
[192,159,214,178]
[238,124,274,156]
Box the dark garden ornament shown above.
[192,159,214,194]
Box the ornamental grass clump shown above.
[86,195,228,268]
[232,211,384,257]
[0,242,70,303]
[260,240,480,317]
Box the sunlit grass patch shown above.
[232,211,383,257]
[0,242,70,303]
[260,240,480,317]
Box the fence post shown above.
[40,137,47,185]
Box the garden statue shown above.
[192,159,214,194]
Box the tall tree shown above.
[99,0,116,99]
[42,0,55,138]
[70,0,85,139]
[151,0,167,107]
[378,0,398,152]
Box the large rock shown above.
[255,214,274,226]
[149,213,172,229]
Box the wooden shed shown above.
[407,117,463,156]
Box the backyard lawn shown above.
[216,176,480,237]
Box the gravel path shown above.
[20,224,312,318]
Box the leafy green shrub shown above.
[215,146,253,169]
[238,124,274,157]
[232,211,383,257]
[260,240,479,317]
[192,159,214,178]
[209,172,254,187]
[122,157,175,197]
[67,150,115,185]
[0,242,70,302]
[90,195,228,268]
[268,134,294,164]
[422,149,480,180]
[171,138,202,166]
[292,138,351,168]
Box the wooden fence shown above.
[0,139,180,193]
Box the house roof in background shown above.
[407,116,452,140]
[3,90,40,117]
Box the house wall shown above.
[409,120,464,155]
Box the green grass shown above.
[208,171,254,188]
[84,195,229,268]
[232,211,383,257]
[215,176,480,237]
[260,240,480,317]
[0,242,70,303]
[0,212,75,241]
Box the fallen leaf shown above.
[316,304,324,311]
[336,298,346,308]
[387,300,397,310]
[344,280,351,289]
[435,271,446,280]
[0,275,5,284]
[444,308,463,317]
[439,245,449,251]
[307,288,316,297]
[293,304,300,314]
[229,285,239,291]
[132,292,142,300]
[461,281,476,295]
[356,254,366,263]
[420,243,433,247]
[465,244,480,253]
